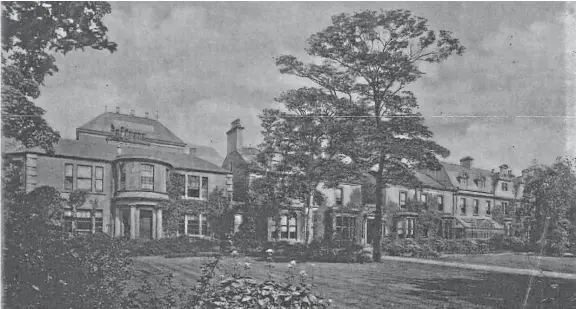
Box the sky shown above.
[35,1,576,174]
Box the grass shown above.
[438,253,576,274]
[127,256,576,309]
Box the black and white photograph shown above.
[2,1,576,308]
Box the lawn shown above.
[438,253,576,274]
[127,256,576,309]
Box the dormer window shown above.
[458,172,469,186]
[475,176,486,188]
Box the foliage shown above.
[520,157,576,256]
[160,171,236,240]
[2,1,117,152]
[2,184,132,309]
[276,9,464,261]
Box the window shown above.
[460,198,466,215]
[141,164,154,190]
[64,164,74,190]
[270,214,297,240]
[502,202,509,215]
[119,165,126,191]
[335,215,356,240]
[95,166,104,192]
[460,178,468,186]
[486,201,492,216]
[202,177,209,199]
[178,217,185,235]
[473,199,479,216]
[186,214,209,236]
[399,191,407,208]
[64,210,103,232]
[77,165,92,191]
[229,162,233,172]
[501,182,509,191]
[396,217,415,238]
[420,193,428,204]
[437,195,444,212]
[335,188,343,206]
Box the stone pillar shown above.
[130,206,136,239]
[152,208,157,239]
[156,208,163,239]
[114,207,122,237]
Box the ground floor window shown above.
[437,219,455,239]
[64,209,103,232]
[396,217,415,239]
[335,215,357,241]
[270,213,298,240]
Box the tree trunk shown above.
[373,173,384,262]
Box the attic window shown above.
[474,176,486,188]
[110,124,146,141]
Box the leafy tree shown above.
[2,1,117,152]
[255,88,360,243]
[275,9,463,261]
[160,171,236,240]
[520,157,576,255]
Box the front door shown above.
[139,210,153,239]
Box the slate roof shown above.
[3,139,231,174]
[440,162,495,194]
[77,112,185,146]
[186,143,224,167]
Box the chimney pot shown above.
[226,118,244,155]
[116,107,120,114]
[459,156,473,169]
[499,164,509,174]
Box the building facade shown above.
[3,109,232,239]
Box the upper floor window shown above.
[64,164,74,190]
[437,195,444,212]
[420,193,428,205]
[119,165,126,191]
[95,167,104,192]
[460,198,466,215]
[141,164,154,190]
[335,188,343,206]
[185,175,209,199]
[502,201,510,215]
[473,199,479,216]
[77,165,92,191]
[486,201,492,216]
[399,191,407,208]
[501,182,509,191]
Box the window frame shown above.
[184,175,210,199]
[437,195,444,212]
[335,214,357,241]
[270,213,298,241]
[95,166,104,192]
[335,187,343,206]
[140,164,154,191]
[399,191,407,208]
[473,199,479,216]
[184,214,209,236]
[501,182,509,191]
[76,165,93,191]
[64,163,74,191]
[460,198,466,215]
[486,200,492,216]
[64,209,103,232]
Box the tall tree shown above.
[520,157,576,255]
[2,1,117,152]
[256,88,359,243]
[276,9,464,260]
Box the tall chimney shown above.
[116,107,120,114]
[226,118,244,154]
[459,156,473,169]
[499,164,509,175]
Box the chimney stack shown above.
[499,164,509,175]
[459,156,473,169]
[145,112,149,118]
[226,118,244,155]
[521,169,529,178]
[130,109,135,116]
[116,107,120,114]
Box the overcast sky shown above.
[36,1,575,173]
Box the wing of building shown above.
[3,109,232,239]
